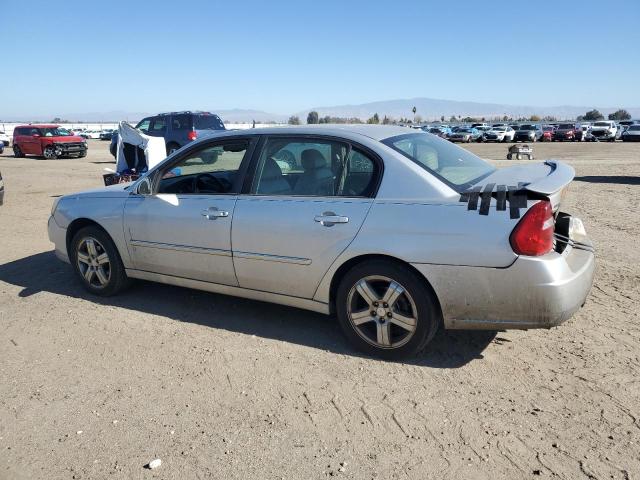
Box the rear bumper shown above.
[48,215,69,263]
[412,246,595,330]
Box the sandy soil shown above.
[1,139,639,479]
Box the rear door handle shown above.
[201,207,229,220]
[314,211,349,227]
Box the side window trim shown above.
[241,134,383,198]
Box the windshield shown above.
[41,127,73,137]
[520,124,536,131]
[457,128,472,133]
[543,126,554,131]
[382,133,496,191]
[593,122,610,127]
[558,124,574,129]
[492,127,506,131]
[193,114,225,131]
[628,125,640,131]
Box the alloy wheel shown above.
[76,237,111,288]
[347,275,418,349]
[43,146,57,159]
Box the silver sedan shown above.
[48,125,595,359]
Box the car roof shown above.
[16,124,60,128]
[202,124,414,142]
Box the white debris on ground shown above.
[146,459,161,470]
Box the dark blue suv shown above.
[110,111,226,157]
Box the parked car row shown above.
[421,120,640,143]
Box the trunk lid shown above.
[473,160,574,211]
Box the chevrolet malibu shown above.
[48,125,595,359]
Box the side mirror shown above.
[135,176,153,195]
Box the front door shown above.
[123,137,255,285]
[232,136,381,299]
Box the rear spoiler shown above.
[523,160,574,211]
[523,160,575,195]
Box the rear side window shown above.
[171,114,191,131]
[193,115,225,131]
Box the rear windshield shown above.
[558,124,574,129]
[193,115,225,131]
[519,124,535,130]
[593,122,610,127]
[629,125,640,131]
[382,133,496,191]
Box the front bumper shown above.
[412,244,595,330]
[48,215,69,263]
[53,142,88,156]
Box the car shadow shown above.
[0,251,496,368]
[574,175,640,185]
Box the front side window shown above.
[383,133,495,191]
[252,137,378,197]
[136,118,151,132]
[157,140,250,195]
[149,117,167,134]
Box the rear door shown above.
[123,136,256,285]
[23,128,42,154]
[231,136,380,298]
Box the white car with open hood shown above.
[47,125,594,359]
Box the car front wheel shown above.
[336,260,440,359]
[43,145,58,159]
[71,226,130,296]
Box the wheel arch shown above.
[66,218,116,258]
[327,253,443,318]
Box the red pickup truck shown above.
[13,125,87,159]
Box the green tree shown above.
[583,109,604,121]
[440,115,445,122]
[529,115,541,122]
[288,116,300,125]
[306,111,319,124]
[367,113,380,124]
[608,109,631,121]
[382,115,392,125]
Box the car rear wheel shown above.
[71,226,130,296]
[336,260,440,359]
[13,145,25,158]
[43,145,58,159]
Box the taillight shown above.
[510,200,554,256]
[188,130,197,141]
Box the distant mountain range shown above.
[294,98,640,122]
[3,98,638,123]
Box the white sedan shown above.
[81,130,102,139]
[482,126,516,142]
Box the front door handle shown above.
[201,207,229,220]
[314,211,349,227]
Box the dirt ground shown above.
[1,138,639,480]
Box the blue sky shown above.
[1,0,639,117]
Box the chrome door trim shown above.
[233,251,312,265]
[125,268,329,314]
[129,239,232,257]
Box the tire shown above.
[13,145,25,158]
[516,154,522,160]
[78,151,87,158]
[507,153,512,160]
[70,226,131,296]
[335,260,441,360]
[166,142,180,156]
[43,145,58,159]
